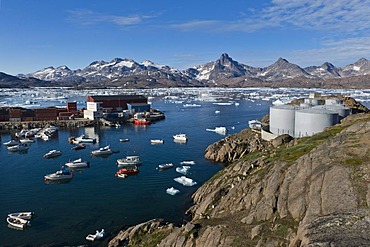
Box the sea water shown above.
[0,95,270,246]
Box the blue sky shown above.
[0,0,369,75]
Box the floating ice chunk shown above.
[174,176,197,186]
[176,166,191,175]
[166,187,180,195]
[180,160,195,165]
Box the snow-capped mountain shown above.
[19,54,370,89]
[185,53,261,82]
[341,58,370,76]
[304,62,342,78]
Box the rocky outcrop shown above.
[204,129,271,163]
[109,113,370,247]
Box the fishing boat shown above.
[44,167,73,181]
[91,145,113,156]
[71,144,86,150]
[115,166,139,175]
[8,212,34,220]
[65,158,89,168]
[150,139,164,144]
[6,216,31,229]
[117,155,141,167]
[7,143,29,152]
[173,133,187,141]
[133,118,151,125]
[43,150,62,158]
[158,163,174,170]
[86,229,105,241]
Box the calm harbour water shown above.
[0,97,271,246]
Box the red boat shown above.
[133,119,151,125]
[115,166,139,176]
[71,144,86,150]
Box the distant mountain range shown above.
[1,53,370,88]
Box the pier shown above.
[0,118,96,130]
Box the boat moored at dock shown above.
[43,150,62,158]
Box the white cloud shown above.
[170,0,370,33]
[67,9,154,27]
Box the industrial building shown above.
[83,95,150,120]
[268,96,350,138]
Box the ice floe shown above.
[174,176,197,186]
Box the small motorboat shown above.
[116,173,127,179]
[71,144,86,150]
[119,138,130,142]
[65,158,89,168]
[115,166,139,176]
[173,133,187,142]
[74,134,96,144]
[8,212,34,220]
[43,150,62,158]
[7,143,29,152]
[3,140,20,147]
[117,155,141,167]
[158,163,174,170]
[150,139,164,144]
[44,167,73,182]
[19,138,35,144]
[91,145,113,156]
[86,229,105,241]
[7,216,31,229]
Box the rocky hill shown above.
[108,109,370,246]
[2,54,369,88]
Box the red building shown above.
[86,95,147,112]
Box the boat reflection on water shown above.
[174,139,187,144]
[44,179,72,185]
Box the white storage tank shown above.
[312,105,350,120]
[269,105,297,136]
[294,108,339,138]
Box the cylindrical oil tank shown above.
[312,105,350,120]
[325,98,343,105]
[269,105,297,136]
[294,108,339,138]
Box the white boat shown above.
[183,103,201,108]
[158,163,174,170]
[180,160,195,165]
[91,145,113,156]
[6,216,31,229]
[176,166,191,175]
[19,138,35,144]
[44,167,73,181]
[86,229,105,241]
[166,187,180,195]
[8,212,34,220]
[248,120,262,130]
[65,158,89,168]
[117,155,141,167]
[43,150,62,158]
[7,143,29,152]
[116,173,127,179]
[3,140,19,147]
[173,133,187,142]
[150,139,164,144]
[215,110,221,114]
[119,138,130,142]
[75,134,96,144]
[206,126,227,135]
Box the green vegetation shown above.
[127,228,172,247]
[266,125,346,165]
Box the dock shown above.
[0,118,96,130]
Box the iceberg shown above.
[174,176,197,186]
[166,187,180,195]
[176,166,191,175]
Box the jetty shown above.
[0,119,96,130]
